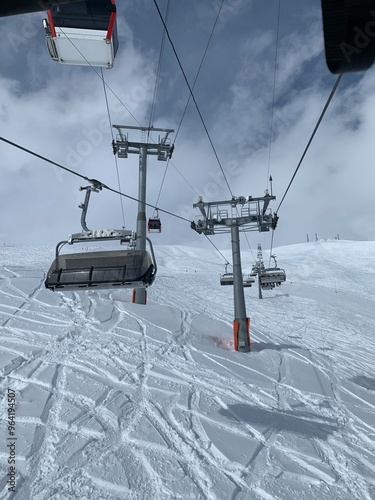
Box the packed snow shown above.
[1,239,375,499]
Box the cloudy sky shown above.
[1,0,374,256]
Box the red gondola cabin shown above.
[148,218,162,233]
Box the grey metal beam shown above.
[231,225,250,352]
[134,146,148,305]
[113,125,174,134]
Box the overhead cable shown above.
[1,136,225,258]
[0,136,192,224]
[264,0,281,267]
[153,0,224,208]
[0,136,91,181]
[276,73,343,213]
[153,0,233,197]
[57,26,143,127]
[173,0,225,143]
[267,0,281,189]
[242,232,256,263]
[148,0,171,132]
[101,68,127,228]
[204,235,231,265]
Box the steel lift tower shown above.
[112,124,174,305]
[192,194,278,352]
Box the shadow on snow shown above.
[220,404,339,440]
[351,375,375,392]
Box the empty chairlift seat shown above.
[243,274,255,287]
[220,273,255,287]
[45,249,155,291]
[43,0,119,67]
[220,273,234,286]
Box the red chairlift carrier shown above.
[43,0,119,68]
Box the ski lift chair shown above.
[259,268,286,291]
[220,262,234,286]
[220,273,255,287]
[260,269,286,284]
[243,274,256,287]
[220,273,234,286]
[45,183,157,291]
[45,231,157,291]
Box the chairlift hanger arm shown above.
[112,126,127,142]
[271,254,277,268]
[146,236,157,278]
[79,187,93,232]
[262,196,271,216]
[195,203,208,220]
[78,182,104,232]
[55,240,69,259]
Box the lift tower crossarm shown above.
[193,194,276,208]
[192,194,277,235]
[112,125,174,160]
[113,125,174,133]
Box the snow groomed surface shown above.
[1,240,375,499]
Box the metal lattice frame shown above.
[192,195,278,235]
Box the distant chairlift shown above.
[220,264,255,287]
[43,0,119,68]
[45,183,157,291]
[243,274,256,287]
[259,255,286,290]
[220,273,234,286]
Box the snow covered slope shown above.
[1,240,375,500]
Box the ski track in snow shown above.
[0,241,375,499]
